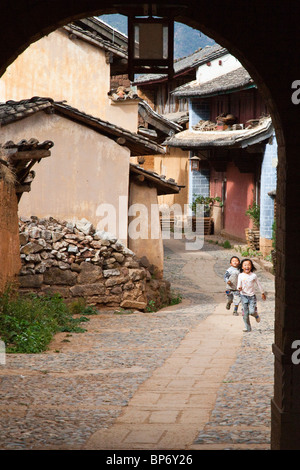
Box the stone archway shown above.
[1,0,300,450]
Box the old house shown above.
[1,1,300,449]
[167,54,277,253]
[0,18,181,290]
[0,17,140,133]
[133,44,231,213]
[0,97,177,275]
[0,138,54,292]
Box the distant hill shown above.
[99,14,216,59]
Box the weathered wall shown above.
[0,28,138,133]
[0,112,130,245]
[128,181,164,278]
[0,29,110,121]
[0,180,21,292]
[224,162,254,240]
[0,0,299,451]
[138,148,189,213]
[106,100,139,133]
[196,52,241,84]
[19,216,171,311]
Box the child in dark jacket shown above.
[224,256,241,316]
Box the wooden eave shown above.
[1,139,54,201]
[164,118,273,151]
[53,103,166,156]
[130,164,181,195]
[138,101,182,137]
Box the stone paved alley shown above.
[0,236,275,450]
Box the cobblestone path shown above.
[193,250,275,449]
[0,237,275,450]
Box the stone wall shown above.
[18,216,171,310]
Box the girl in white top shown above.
[237,259,266,332]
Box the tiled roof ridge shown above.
[133,44,226,84]
[53,101,160,141]
[0,97,165,155]
[172,66,254,98]
[0,97,54,126]
[64,23,127,57]
[173,47,203,63]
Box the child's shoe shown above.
[226,301,231,310]
[233,308,239,316]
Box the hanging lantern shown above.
[128,14,174,81]
[190,155,200,171]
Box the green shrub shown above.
[245,202,260,228]
[223,240,231,249]
[0,289,91,353]
[169,291,183,305]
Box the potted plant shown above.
[245,202,260,250]
[245,201,260,229]
[190,195,222,235]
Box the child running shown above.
[237,258,266,332]
[224,256,241,316]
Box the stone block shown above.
[77,263,103,283]
[94,230,117,243]
[41,286,71,298]
[89,295,121,305]
[19,274,43,288]
[43,267,78,285]
[52,232,64,242]
[70,283,106,297]
[19,232,29,245]
[128,268,146,281]
[113,252,125,263]
[103,269,120,278]
[70,263,81,273]
[105,275,129,287]
[110,286,123,295]
[20,241,44,255]
[120,299,147,310]
[75,218,94,235]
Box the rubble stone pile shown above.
[18,216,171,310]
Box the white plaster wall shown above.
[0,112,130,244]
[196,52,242,84]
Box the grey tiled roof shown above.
[64,23,127,58]
[0,97,165,156]
[133,44,226,84]
[0,98,53,125]
[172,66,255,98]
[138,100,183,134]
[163,116,273,149]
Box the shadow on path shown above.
[0,237,275,450]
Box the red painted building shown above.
[167,63,272,241]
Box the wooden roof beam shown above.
[8,149,51,162]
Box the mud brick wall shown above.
[18,216,171,310]
[0,180,21,292]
